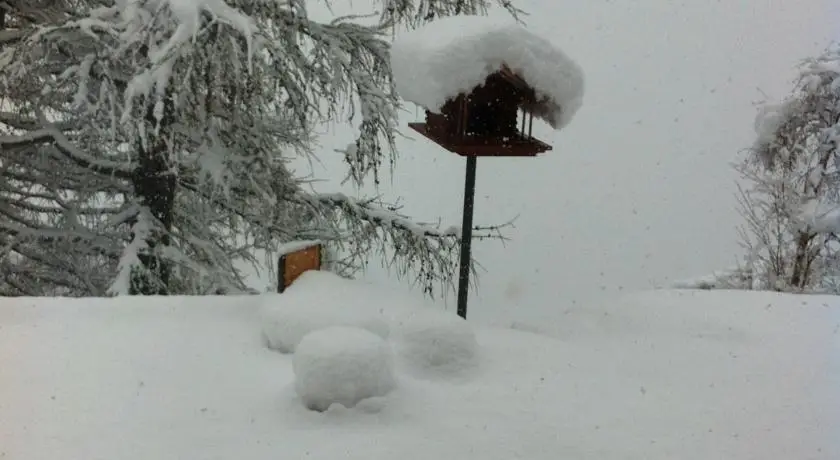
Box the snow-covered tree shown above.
[732,44,840,292]
[0,0,518,296]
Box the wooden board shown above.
[278,244,322,293]
[408,122,552,157]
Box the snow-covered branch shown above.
[0,128,134,178]
[297,191,510,296]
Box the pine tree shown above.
[0,0,519,296]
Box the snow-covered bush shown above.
[671,266,755,291]
[259,271,391,353]
[260,300,390,354]
[293,326,396,412]
[726,44,840,293]
[393,309,478,377]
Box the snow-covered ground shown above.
[2,271,838,460]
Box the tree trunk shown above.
[789,230,814,289]
[130,96,176,295]
[791,131,838,290]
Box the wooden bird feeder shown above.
[405,65,564,319]
[392,15,584,320]
[277,242,322,293]
[408,66,554,157]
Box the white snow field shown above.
[2,271,839,460]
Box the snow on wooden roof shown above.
[390,15,585,130]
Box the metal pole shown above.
[457,155,478,319]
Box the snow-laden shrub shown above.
[259,272,391,353]
[260,301,390,354]
[672,267,756,291]
[393,309,478,377]
[293,326,396,412]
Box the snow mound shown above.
[293,326,396,412]
[394,309,478,377]
[259,272,390,353]
[391,14,585,130]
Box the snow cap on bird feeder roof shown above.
[390,14,585,130]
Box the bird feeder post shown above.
[456,155,478,319]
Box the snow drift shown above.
[393,309,478,377]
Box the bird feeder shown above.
[389,14,585,319]
[405,66,567,319]
[408,66,554,157]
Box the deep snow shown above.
[1,271,838,460]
